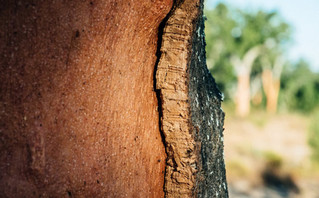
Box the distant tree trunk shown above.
[0,0,228,197]
[262,70,280,113]
[236,73,251,116]
[262,57,284,113]
[251,75,263,106]
[232,45,262,117]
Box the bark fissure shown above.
[154,4,176,194]
[155,0,228,197]
[154,0,176,151]
[156,1,200,197]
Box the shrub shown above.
[308,110,319,164]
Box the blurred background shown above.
[204,0,319,197]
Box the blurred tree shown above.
[231,45,263,116]
[205,3,237,99]
[308,110,319,164]
[205,3,291,116]
[280,59,319,112]
[261,52,285,113]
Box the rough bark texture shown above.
[0,0,172,197]
[156,0,228,197]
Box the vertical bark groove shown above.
[156,1,200,197]
[155,0,228,197]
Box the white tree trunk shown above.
[232,45,262,117]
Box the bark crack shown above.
[155,1,201,197]
[155,1,229,197]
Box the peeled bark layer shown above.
[156,0,228,197]
[0,0,172,197]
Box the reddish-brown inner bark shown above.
[0,0,172,197]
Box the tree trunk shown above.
[231,46,262,117]
[262,69,280,113]
[0,1,171,197]
[235,74,251,117]
[0,0,228,197]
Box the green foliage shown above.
[308,110,319,164]
[204,3,291,100]
[205,3,236,99]
[263,151,283,168]
[280,59,319,112]
[235,10,291,56]
[226,160,249,177]
[205,3,319,113]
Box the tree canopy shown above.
[205,3,319,113]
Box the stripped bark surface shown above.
[0,0,172,197]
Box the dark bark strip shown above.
[155,0,229,197]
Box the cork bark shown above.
[156,0,228,197]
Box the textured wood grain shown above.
[156,1,200,197]
[156,0,228,197]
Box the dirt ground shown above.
[223,110,319,198]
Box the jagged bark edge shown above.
[155,0,229,197]
[155,0,201,197]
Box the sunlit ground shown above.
[223,105,319,198]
